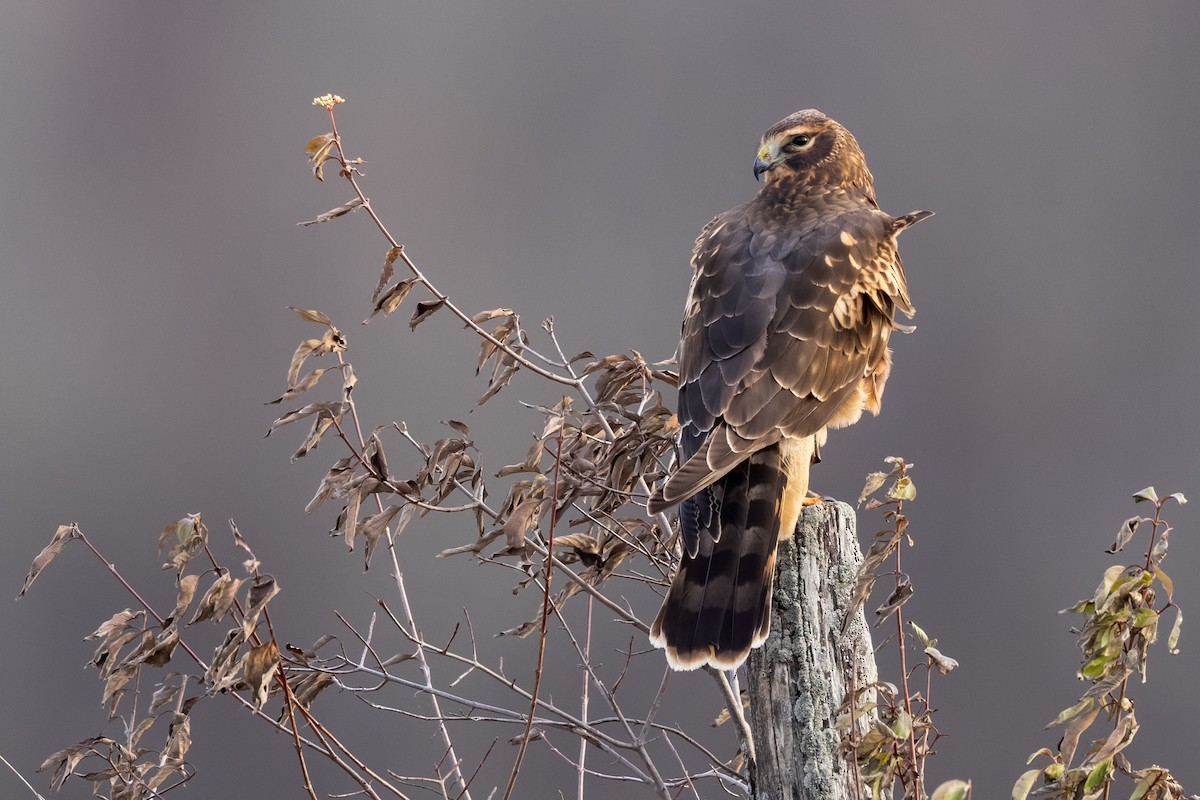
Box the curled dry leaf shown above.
[307,457,354,514]
[363,278,417,324]
[266,367,330,405]
[304,133,337,181]
[372,245,404,306]
[18,523,81,598]
[297,196,364,226]
[288,306,334,327]
[189,572,244,625]
[924,646,958,674]
[243,641,279,709]
[409,298,446,330]
[501,498,544,555]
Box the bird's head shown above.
[752,109,874,194]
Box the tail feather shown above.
[649,445,785,670]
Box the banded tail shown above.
[649,443,792,670]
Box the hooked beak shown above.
[753,156,770,181]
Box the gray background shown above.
[3,2,1199,797]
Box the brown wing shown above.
[648,198,917,524]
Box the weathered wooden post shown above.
[746,501,876,800]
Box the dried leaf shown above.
[372,246,404,306]
[858,471,889,506]
[363,278,417,323]
[266,367,330,404]
[409,298,446,330]
[298,196,364,226]
[168,574,200,625]
[444,419,470,436]
[357,505,403,569]
[1059,702,1100,766]
[189,573,244,625]
[873,575,913,626]
[244,641,279,709]
[1108,517,1142,554]
[290,670,334,712]
[502,498,544,553]
[18,523,80,598]
[306,457,355,513]
[149,678,183,714]
[497,620,538,638]
[471,307,515,324]
[149,711,191,788]
[925,646,958,674]
[304,133,337,181]
[288,306,334,327]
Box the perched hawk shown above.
[647,109,930,671]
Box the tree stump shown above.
[746,501,876,800]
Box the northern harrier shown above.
[647,109,930,671]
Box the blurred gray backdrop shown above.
[3,1,1199,797]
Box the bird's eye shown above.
[789,134,812,148]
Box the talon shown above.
[801,495,823,507]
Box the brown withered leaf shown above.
[204,628,246,694]
[149,677,184,715]
[477,319,516,375]
[144,626,180,667]
[357,504,402,567]
[298,407,348,460]
[337,483,363,550]
[304,133,336,181]
[372,245,404,306]
[443,419,470,436]
[148,711,191,789]
[501,498,544,556]
[266,367,330,405]
[497,436,545,477]
[289,670,334,712]
[285,338,324,389]
[246,576,280,617]
[282,327,345,390]
[551,532,602,566]
[341,361,357,398]
[40,739,103,790]
[925,647,959,675]
[229,519,258,569]
[365,431,390,480]
[189,573,244,625]
[497,620,539,638]
[18,523,80,598]
[243,641,279,709]
[409,298,446,330]
[471,307,515,324]
[1108,516,1143,554]
[478,362,518,406]
[364,278,417,324]
[86,609,142,642]
[167,575,200,626]
[264,400,345,438]
[307,457,355,513]
[288,306,334,327]
[297,196,364,226]
[858,471,890,506]
[874,575,914,627]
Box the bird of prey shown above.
[647,109,930,671]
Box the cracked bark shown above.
[746,501,876,800]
